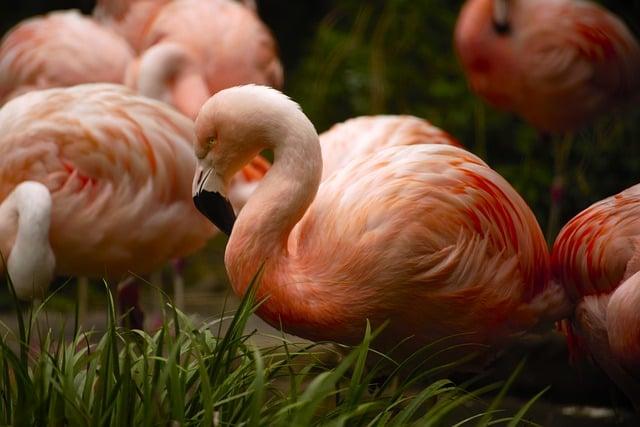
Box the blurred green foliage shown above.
[282,0,640,235]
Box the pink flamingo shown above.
[552,184,640,410]
[0,84,262,326]
[191,85,571,362]
[125,0,283,119]
[454,0,640,239]
[0,10,134,105]
[93,0,171,53]
[455,0,640,134]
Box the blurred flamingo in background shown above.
[0,84,263,328]
[93,0,171,53]
[455,0,640,239]
[552,184,640,411]
[318,115,461,180]
[191,85,571,364]
[0,10,134,105]
[125,0,283,119]
[455,0,640,133]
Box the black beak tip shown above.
[193,190,236,236]
[492,20,511,35]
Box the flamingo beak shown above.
[492,0,511,35]
[193,165,236,236]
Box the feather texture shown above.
[0,84,215,279]
[552,184,640,409]
[0,11,134,105]
[455,0,640,132]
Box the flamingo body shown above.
[258,144,555,348]
[552,184,640,407]
[455,0,640,133]
[192,85,570,362]
[0,84,215,284]
[126,0,283,118]
[0,11,134,105]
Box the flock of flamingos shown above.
[0,0,639,413]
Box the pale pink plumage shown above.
[192,85,571,363]
[455,0,640,133]
[0,11,134,105]
[0,84,215,289]
[552,184,640,409]
[318,115,461,180]
[93,0,170,53]
[125,0,283,119]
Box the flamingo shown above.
[0,10,134,106]
[93,0,171,53]
[0,84,262,327]
[455,0,640,134]
[124,0,283,119]
[454,0,640,239]
[552,184,640,410]
[191,85,571,363]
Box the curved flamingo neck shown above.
[0,182,55,299]
[225,116,322,307]
[134,43,208,118]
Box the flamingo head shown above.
[191,85,313,236]
[191,85,276,235]
[492,0,511,35]
[455,0,522,110]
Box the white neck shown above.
[132,42,209,119]
[0,182,55,300]
[134,43,183,104]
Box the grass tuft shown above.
[0,269,544,426]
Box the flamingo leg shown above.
[117,276,145,329]
[171,258,186,311]
[77,277,89,326]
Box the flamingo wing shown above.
[552,183,640,301]
[288,144,553,345]
[0,84,214,277]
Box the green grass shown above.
[0,272,544,426]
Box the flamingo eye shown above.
[196,138,215,159]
